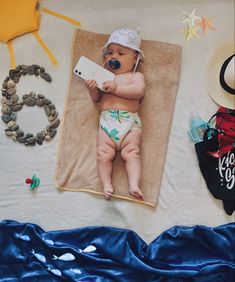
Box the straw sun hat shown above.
[205,42,235,110]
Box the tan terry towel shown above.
[55,29,181,207]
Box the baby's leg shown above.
[97,128,116,200]
[120,129,143,200]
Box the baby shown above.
[85,28,145,200]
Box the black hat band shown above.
[219,54,235,95]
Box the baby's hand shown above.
[103,81,117,94]
[85,79,98,91]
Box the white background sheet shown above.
[0,0,234,243]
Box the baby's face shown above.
[105,43,137,74]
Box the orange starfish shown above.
[199,16,215,33]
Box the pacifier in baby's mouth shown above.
[107,59,121,70]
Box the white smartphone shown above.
[73,56,115,90]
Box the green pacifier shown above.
[26,175,40,190]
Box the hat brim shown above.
[205,42,235,110]
[102,43,144,61]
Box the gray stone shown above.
[26,137,36,144]
[48,115,57,122]
[25,141,36,146]
[13,77,19,83]
[2,82,7,89]
[1,114,11,123]
[49,104,55,110]
[7,88,16,95]
[11,94,19,104]
[1,90,7,96]
[50,109,55,116]
[40,72,52,82]
[49,129,57,138]
[9,70,15,80]
[26,133,33,138]
[7,120,16,128]
[43,98,51,105]
[33,64,40,69]
[1,107,9,114]
[25,97,36,106]
[5,131,12,137]
[45,135,51,141]
[36,137,43,145]
[5,127,12,132]
[6,99,13,106]
[29,92,36,98]
[34,69,40,76]
[15,66,21,72]
[50,118,60,128]
[17,136,26,143]
[37,132,45,140]
[11,135,17,141]
[11,124,19,131]
[1,97,6,105]
[13,104,23,112]
[20,65,28,70]
[38,94,45,99]
[16,129,24,137]
[22,94,29,100]
[44,105,51,116]
[53,111,58,119]
[14,71,21,77]
[10,112,17,121]
[26,66,34,75]
[7,80,15,88]
[36,99,44,106]
[1,106,11,114]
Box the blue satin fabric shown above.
[0,220,234,282]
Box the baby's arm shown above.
[85,79,101,102]
[103,72,145,100]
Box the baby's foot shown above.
[103,185,113,200]
[129,186,144,200]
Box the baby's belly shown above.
[99,94,139,113]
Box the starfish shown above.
[199,16,215,33]
[182,9,201,27]
[183,24,200,41]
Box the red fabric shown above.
[216,107,235,156]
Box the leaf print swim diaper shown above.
[99,110,141,149]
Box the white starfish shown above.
[182,9,201,27]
